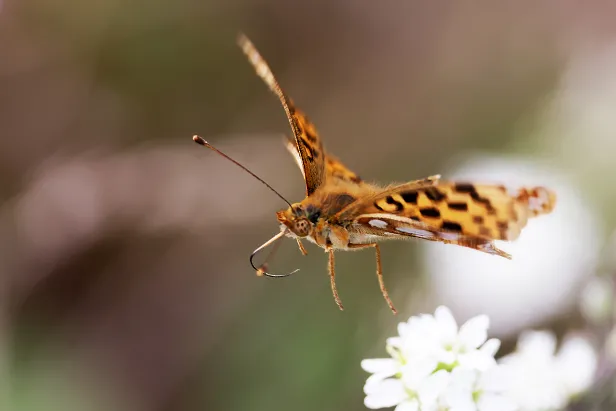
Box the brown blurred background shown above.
[1,1,616,410]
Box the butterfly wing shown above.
[338,181,555,246]
[334,176,441,221]
[284,137,305,179]
[284,136,363,184]
[325,153,363,184]
[239,34,325,196]
[350,213,513,258]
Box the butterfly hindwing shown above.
[325,153,363,185]
[334,176,441,221]
[341,181,555,242]
[349,213,512,258]
[238,34,325,196]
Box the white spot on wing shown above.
[369,219,388,228]
[439,232,461,241]
[396,227,435,239]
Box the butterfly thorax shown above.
[277,181,382,249]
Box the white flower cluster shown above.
[361,307,597,411]
[500,330,597,411]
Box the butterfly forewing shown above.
[238,34,325,196]
[284,137,306,180]
[285,136,363,185]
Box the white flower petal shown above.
[516,330,557,358]
[434,347,456,365]
[418,369,450,405]
[401,358,438,389]
[403,316,441,352]
[446,390,476,411]
[394,399,419,411]
[450,403,477,411]
[387,336,403,349]
[398,320,434,354]
[477,365,511,392]
[435,306,458,340]
[365,372,398,392]
[458,315,489,350]
[477,393,517,411]
[497,330,575,411]
[458,350,496,371]
[450,367,477,391]
[580,276,613,323]
[364,379,408,409]
[361,358,399,374]
[479,338,501,358]
[398,322,409,338]
[556,336,597,395]
[445,368,477,411]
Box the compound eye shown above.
[294,218,311,237]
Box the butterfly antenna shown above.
[193,135,293,208]
[250,230,300,278]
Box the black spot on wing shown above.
[385,196,404,212]
[454,183,476,193]
[400,191,419,204]
[302,141,318,162]
[304,127,318,143]
[447,202,468,211]
[470,191,489,205]
[420,207,441,218]
[496,221,509,230]
[441,221,463,232]
[424,187,446,202]
[470,190,496,214]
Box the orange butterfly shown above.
[194,34,556,314]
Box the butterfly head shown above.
[277,203,321,238]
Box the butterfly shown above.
[193,34,557,314]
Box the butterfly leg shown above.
[348,243,397,314]
[296,239,308,256]
[327,248,344,311]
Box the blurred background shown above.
[2,1,616,410]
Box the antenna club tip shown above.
[255,264,267,277]
[192,135,207,145]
